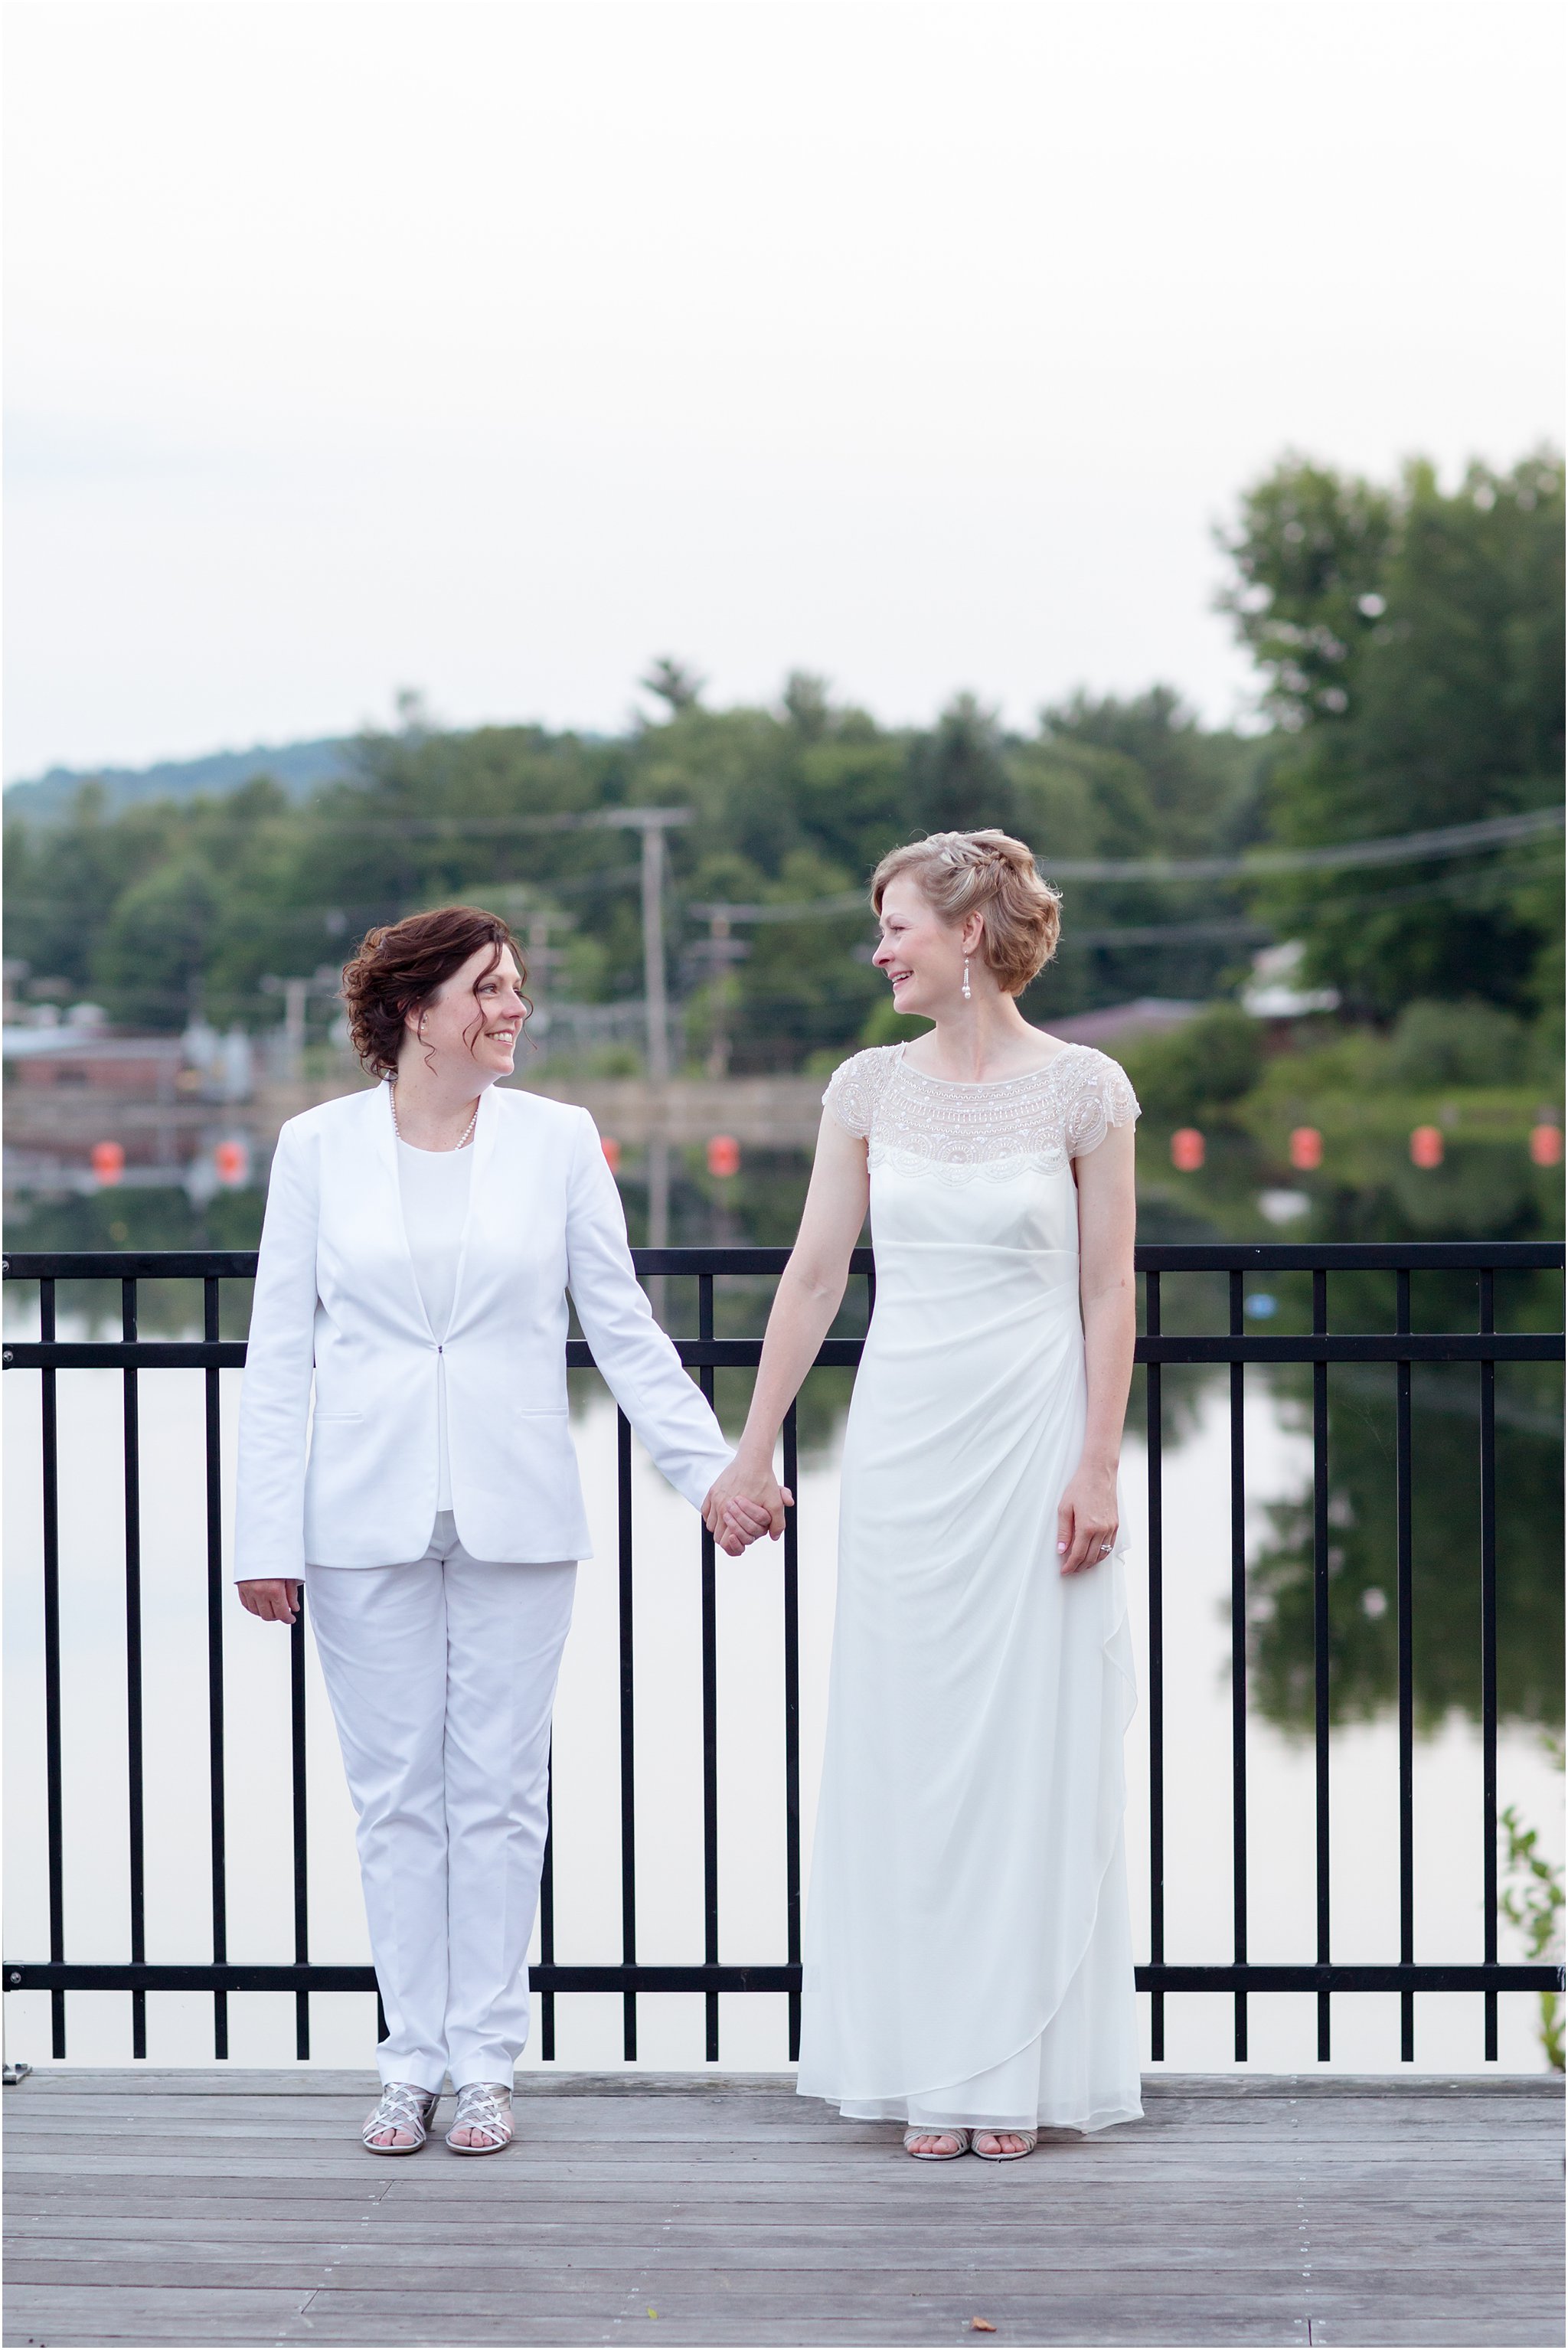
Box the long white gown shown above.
[795,1040,1144,2134]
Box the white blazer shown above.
[234,1083,733,1576]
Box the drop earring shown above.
[962,956,972,1002]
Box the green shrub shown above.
[1387,998,1530,1089]
[1120,1003,1264,1119]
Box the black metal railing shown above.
[3,1241,1563,2065]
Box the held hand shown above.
[237,1578,301,1623]
[703,1459,795,1552]
[1056,1463,1119,1576]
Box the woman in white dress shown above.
[704,830,1142,2159]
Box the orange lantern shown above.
[1289,1126,1323,1172]
[90,1140,126,1186]
[1171,1127,1205,1172]
[1410,1125,1444,1169]
[707,1134,741,1179]
[214,1137,250,1188]
[1529,1123,1563,1168]
[600,1136,621,1174]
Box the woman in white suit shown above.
[236,905,778,2155]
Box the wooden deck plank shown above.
[0,2299,1315,2350]
[4,2071,1560,2350]
[15,2076,1555,2109]
[13,2212,1554,2254]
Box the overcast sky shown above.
[5,0,1562,780]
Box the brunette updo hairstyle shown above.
[340,905,528,1080]
[870,830,1061,995]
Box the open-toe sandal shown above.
[361,2082,439,2154]
[446,2080,514,2154]
[902,2126,972,2160]
[972,2127,1037,2161]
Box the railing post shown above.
[289,1597,310,2061]
[1145,1269,1165,2064]
[204,1276,229,2061]
[40,1278,66,2061]
[1396,1268,1415,2063]
[617,1408,638,2062]
[1229,1270,1248,2063]
[122,1277,147,2061]
[698,1271,720,2061]
[782,1403,802,2064]
[1479,1269,1498,2063]
[1312,1269,1331,2061]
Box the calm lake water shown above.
[4,1132,1562,2078]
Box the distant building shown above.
[1243,943,1340,1021]
[5,1029,185,1100]
[1049,999,1203,1048]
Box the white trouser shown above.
[305,1513,577,2092]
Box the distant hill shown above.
[5,737,352,823]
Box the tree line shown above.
[5,449,1560,1073]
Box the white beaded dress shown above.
[796,1040,1144,2133]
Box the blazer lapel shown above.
[371,1080,436,1340]
[446,1083,499,1335]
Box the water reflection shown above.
[1248,1361,1563,1733]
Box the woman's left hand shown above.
[1056,1462,1119,1575]
[703,1457,792,1554]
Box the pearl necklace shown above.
[390,1087,479,1152]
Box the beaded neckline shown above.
[894,1040,1086,1092]
[822,1038,1140,1176]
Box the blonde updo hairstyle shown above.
[870,830,1061,996]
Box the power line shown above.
[686,807,1563,920]
[300,806,692,838]
[3,867,649,926]
[1045,806,1563,882]
[688,893,867,924]
[1070,919,1272,949]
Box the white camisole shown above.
[395,1138,473,1512]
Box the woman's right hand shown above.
[237,1579,301,1623]
[703,1458,794,1551]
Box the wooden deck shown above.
[3,2070,1560,2348]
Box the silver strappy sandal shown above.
[903,2126,972,2160]
[361,2081,439,2154]
[972,2127,1037,2161]
[446,2080,514,2154]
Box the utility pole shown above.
[260,967,342,1092]
[600,807,688,1083]
[482,886,570,1058]
[686,907,750,1080]
[583,808,688,1312]
[260,973,312,1088]
[473,805,690,1082]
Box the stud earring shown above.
[962,956,972,1002]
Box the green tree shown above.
[1042,685,1260,859]
[1220,450,1564,1016]
[641,656,705,715]
[907,694,1016,835]
[94,853,223,1025]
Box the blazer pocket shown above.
[311,1410,364,1423]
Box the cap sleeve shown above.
[1065,1050,1141,1159]
[822,1047,897,1140]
